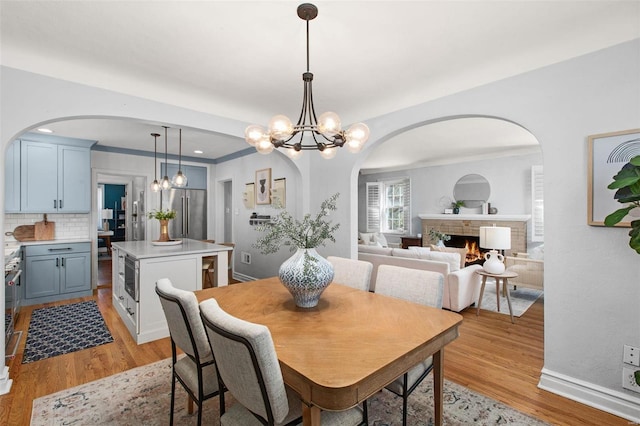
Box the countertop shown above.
[112,238,232,259]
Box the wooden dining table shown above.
[195,277,463,426]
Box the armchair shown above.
[505,254,544,291]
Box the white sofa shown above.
[358,245,482,312]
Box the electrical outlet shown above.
[241,252,251,264]
[623,367,640,393]
[623,345,640,366]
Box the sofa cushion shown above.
[407,246,431,256]
[374,232,388,247]
[358,245,393,256]
[420,251,461,272]
[430,245,467,269]
[391,248,421,259]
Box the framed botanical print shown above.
[588,128,640,226]
[255,168,272,205]
[272,178,286,208]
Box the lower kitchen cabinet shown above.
[23,242,91,305]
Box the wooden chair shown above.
[155,278,224,425]
[374,265,444,426]
[327,256,373,291]
[199,298,367,425]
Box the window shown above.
[366,178,411,234]
[531,165,544,242]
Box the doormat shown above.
[23,300,113,364]
[31,358,550,425]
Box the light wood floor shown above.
[0,260,628,425]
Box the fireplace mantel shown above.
[419,214,530,254]
[418,214,531,222]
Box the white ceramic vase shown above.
[483,250,505,274]
[278,248,334,308]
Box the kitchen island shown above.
[111,239,232,344]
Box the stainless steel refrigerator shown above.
[162,189,207,240]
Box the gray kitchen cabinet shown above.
[161,163,207,190]
[19,134,95,213]
[4,140,21,213]
[23,242,91,305]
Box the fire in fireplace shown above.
[446,235,487,266]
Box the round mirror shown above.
[453,174,490,208]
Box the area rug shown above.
[31,358,549,425]
[479,282,543,317]
[23,300,114,364]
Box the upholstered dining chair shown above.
[199,298,367,426]
[374,265,444,426]
[155,278,224,425]
[327,256,373,292]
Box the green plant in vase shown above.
[148,209,177,242]
[604,155,640,254]
[451,200,465,214]
[253,193,340,308]
[428,229,451,247]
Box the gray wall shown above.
[2,38,640,421]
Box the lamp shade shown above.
[101,209,113,220]
[479,226,511,250]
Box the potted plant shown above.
[604,155,640,254]
[428,229,451,247]
[452,200,465,214]
[254,193,340,308]
[148,209,177,242]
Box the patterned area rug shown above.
[31,358,549,425]
[23,301,114,364]
[479,282,543,317]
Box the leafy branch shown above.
[604,155,640,254]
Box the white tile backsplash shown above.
[4,213,91,243]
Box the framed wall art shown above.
[272,178,286,208]
[243,183,255,209]
[588,128,640,226]
[255,168,272,205]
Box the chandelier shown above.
[244,3,370,159]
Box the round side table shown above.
[475,269,519,324]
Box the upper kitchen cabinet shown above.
[4,140,21,213]
[19,134,96,213]
[161,163,207,190]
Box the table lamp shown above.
[102,209,113,231]
[479,225,511,274]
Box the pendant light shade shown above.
[160,126,171,190]
[171,128,188,187]
[150,132,161,192]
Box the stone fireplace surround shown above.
[419,214,531,257]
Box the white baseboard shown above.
[231,272,256,282]
[539,368,640,423]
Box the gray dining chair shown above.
[327,256,373,291]
[155,278,224,426]
[199,298,367,426]
[374,264,444,426]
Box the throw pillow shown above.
[374,232,389,248]
[359,232,375,245]
[430,245,467,269]
[407,246,431,256]
[391,248,421,258]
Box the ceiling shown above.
[2,1,638,170]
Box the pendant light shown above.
[150,132,161,192]
[171,128,188,187]
[244,3,370,159]
[160,126,171,190]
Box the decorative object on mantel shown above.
[148,209,177,243]
[253,193,340,308]
[451,200,465,214]
[479,225,511,274]
[244,3,370,159]
[604,154,640,254]
[453,174,491,209]
[428,229,451,247]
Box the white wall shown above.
[1,39,639,420]
[358,152,543,243]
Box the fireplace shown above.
[446,235,487,266]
